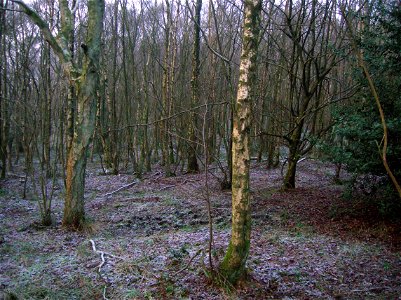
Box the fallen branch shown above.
[103,285,108,300]
[89,239,124,273]
[90,239,106,273]
[7,173,26,179]
[158,185,176,191]
[351,287,385,293]
[104,180,139,198]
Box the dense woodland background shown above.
[0,0,400,298]
[0,0,400,195]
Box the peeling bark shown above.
[63,0,105,229]
[219,0,261,285]
[16,0,105,229]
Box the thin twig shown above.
[0,7,24,13]
[171,249,202,277]
[102,285,108,300]
[90,239,106,273]
[110,101,228,132]
[89,239,124,273]
[158,184,176,191]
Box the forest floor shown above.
[0,159,400,299]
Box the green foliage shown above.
[168,244,189,265]
[323,1,401,197]
[0,188,7,196]
[125,289,141,299]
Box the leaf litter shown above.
[0,160,400,299]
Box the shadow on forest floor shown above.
[0,159,400,299]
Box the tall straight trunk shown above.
[106,0,119,174]
[67,85,76,153]
[219,0,261,285]
[162,0,173,176]
[1,28,9,179]
[0,0,3,178]
[0,0,8,178]
[42,42,52,177]
[66,0,77,154]
[142,56,151,172]
[187,0,202,173]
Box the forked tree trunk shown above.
[219,0,261,285]
[63,1,104,229]
[15,0,105,230]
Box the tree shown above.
[219,0,261,285]
[186,0,202,173]
[330,1,401,199]
[0,0,10,179]
[14,0,105,229]
[279,0,341,189]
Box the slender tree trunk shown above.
[1,35,9,179]
[0,1,9,179]
[219,0,261,285]
[187,0,202,173]
[161,0,174,176]
[42,42,52,177]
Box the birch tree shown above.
[219,0,261,285]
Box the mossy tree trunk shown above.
[219,0,261,285]
[283,119,302,189]
[64,0,104,229]
[15,0,105,230]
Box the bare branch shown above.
[11,0,69,64]
[0,7,24,13]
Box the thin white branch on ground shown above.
[89,239,124,273]
[158,185,175,191]
[102,285,108,300]
[90,239,106,273]
[104,180,139,198]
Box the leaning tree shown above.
[14,0,105,229]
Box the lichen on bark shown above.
[219,0,262,285]
[15,0,105,230]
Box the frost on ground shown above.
[0,160,400,299]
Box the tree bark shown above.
[14,0,105,229]
[63,0,105,229]
[219,0,261,285]
[187,0,202,173]
[284,120,302,189]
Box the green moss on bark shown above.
[219,0,261,286]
